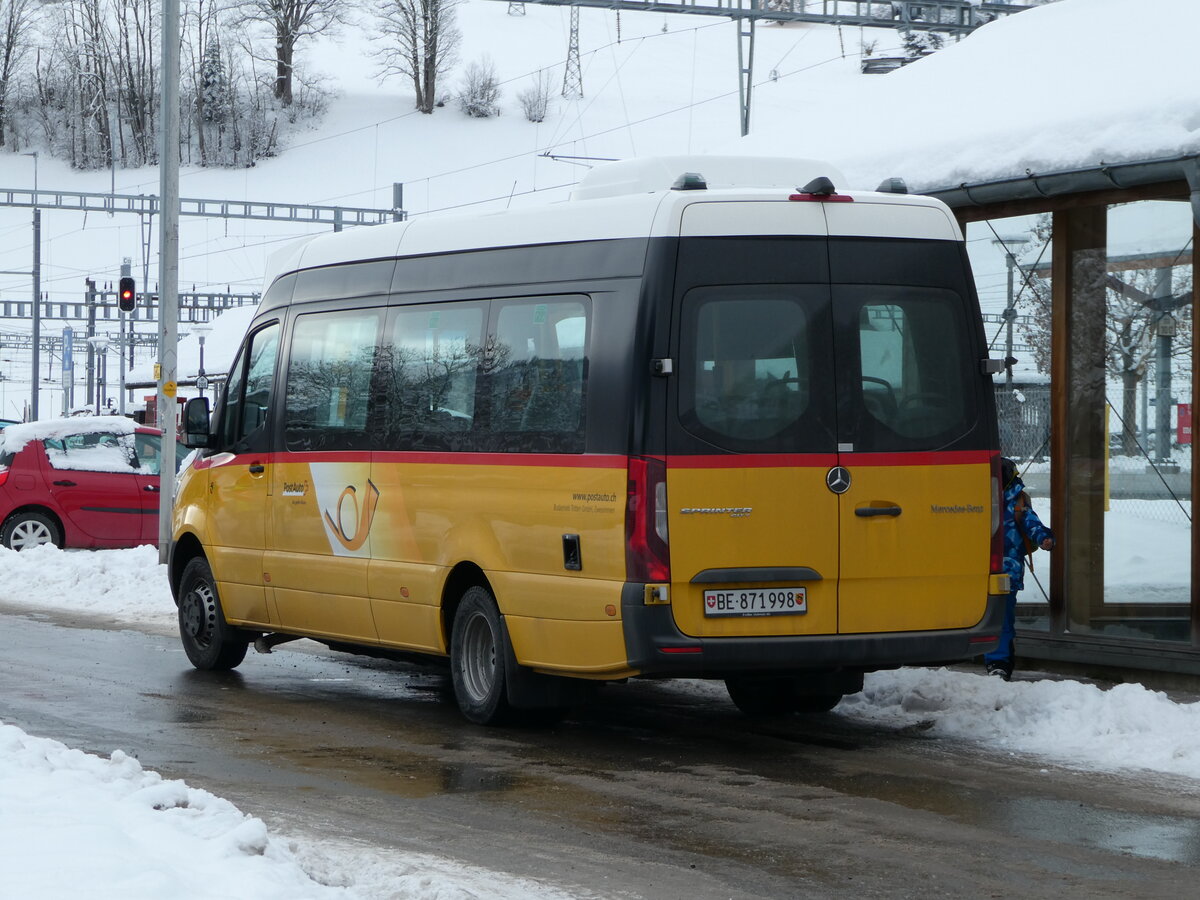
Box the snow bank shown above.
[0,722,354,899]
[845,667,1200,779]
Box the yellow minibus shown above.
[170,156,1008,724]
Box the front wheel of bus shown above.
[178,557,250,671]
[451,586,514,726]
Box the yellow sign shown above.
[154,364,161,380]
[163,381,177,399]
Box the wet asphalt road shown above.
[4,603,1200,899]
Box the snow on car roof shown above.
[0,416,139,455]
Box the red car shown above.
[0,416,185,550]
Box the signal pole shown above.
[157,0,181,561]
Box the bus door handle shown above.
[855,505,902,517]
[248,463,265,475]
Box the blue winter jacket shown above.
[1003,475,1054,592]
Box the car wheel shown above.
[450,586,515,726]
[1,511,61,551]
[178,557,250,670]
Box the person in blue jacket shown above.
[985,457,1055,681]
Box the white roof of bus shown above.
[265,156,961,286]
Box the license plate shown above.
[703,587,807,617]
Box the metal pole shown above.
[1004,254,1015,390]
[31,208,40,420]
[157,0,181,561]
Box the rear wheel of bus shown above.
[178,557,251,671]
[724,674,848,716]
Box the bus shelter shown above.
[927,152,1200,679]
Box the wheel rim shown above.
[460,609,498,703]
[9,518,53,550]
[180,579,218,650]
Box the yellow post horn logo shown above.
[324,480,381,551]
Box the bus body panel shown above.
[665,459,841,638]
[266,456,379,642]
[837,456,992,634]
[200,452,272,626]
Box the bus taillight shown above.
[990,453,1004,574]
[626,456,670,583]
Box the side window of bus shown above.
[376,303,484,448]
[857,296,969,443]
[284,309,381,451]
[220,322,280,451]
[682,290,817,449]
[484,298,588,452]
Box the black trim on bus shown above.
[620,584,1005,675]
[690,566,823,584]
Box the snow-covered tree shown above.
[0,0,36,148]
[373,0,461,115]
[237,0,345,107]
[457,56,499,118]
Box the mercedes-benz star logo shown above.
[826,466,851,494]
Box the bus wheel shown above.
[791,693,843,714]
[724,676,797,716]
[451,586,514,726]
[178,558,250,671]
[726,676,844,716]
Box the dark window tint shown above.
[221,322,280,451]
[284,310,381,451]
[375,303,484,449]
[679,287,834,453]
[839,287,975,451]
[482,298,588,453]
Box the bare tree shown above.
[238,0,345,106]
[373,0,460,114]
[0,0,36,147]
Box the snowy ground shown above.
[4,542,1200,897]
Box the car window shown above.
[44,432,138,474]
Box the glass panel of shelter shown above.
[966,214,1054,636]
[1095,199,1193,642]
[969,199,1197,648]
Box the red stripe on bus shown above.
[195,451,629,469]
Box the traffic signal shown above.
[118,276,136,312]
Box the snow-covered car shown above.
[0,416,185,551]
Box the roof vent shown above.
[876,177,908,194]
[799,176,837,196]
[671,172,708,191]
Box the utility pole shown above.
[157,0,181,561]
[24,151,40,420]
[118,258,131,415]
[85,279,97,407]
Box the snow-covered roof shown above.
[736,0,1200,194]
[126,305,256,387]
[1,415,138,455]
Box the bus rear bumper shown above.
[621,584,1006,677]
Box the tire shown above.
[1,510,62,551]
[450,586,515,726]
[177,557,250,671]
[725,676,844,717]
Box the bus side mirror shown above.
[183,397,212,448]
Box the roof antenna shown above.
[799,176,836,196]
